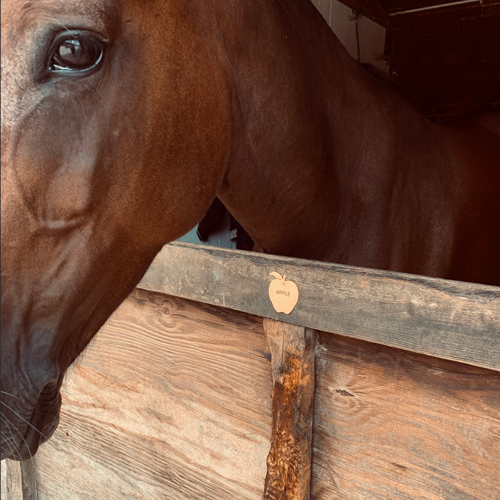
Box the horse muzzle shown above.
[1,380,62,461]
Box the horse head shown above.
[1,0,231,460]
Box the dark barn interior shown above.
[335,0,500,121]
[383,0,500,121]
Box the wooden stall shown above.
[2,242,500,500]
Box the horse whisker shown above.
[1,401,50,441]
[95,88,110,135]
[43,15,72,34]
[1,390,20,400]
[0,417,20,458]
[1,414,34,463]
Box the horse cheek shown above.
[11,100,105,225]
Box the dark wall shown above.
[384,0,500,122]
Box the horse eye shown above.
[49,31,105,74]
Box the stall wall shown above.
[30,289,500,499]
[33,291,273,500]
[387,1,500,121]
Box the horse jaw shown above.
[1,0,232,460]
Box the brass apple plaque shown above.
[269,272,299,314]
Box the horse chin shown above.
[1,383,62,462]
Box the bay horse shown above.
[1,0,499,461]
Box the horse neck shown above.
[214,0,444,264]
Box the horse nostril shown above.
[36,369,62,407]
[41,377,61,396]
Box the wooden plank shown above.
[34,290,273,500]
[312,331,500,499]
[1,460,23,500]
[30,290,500,499]
[139,242,500,371]
[263,320,318,500]
[0,460,7,499]
[20,460,37,500]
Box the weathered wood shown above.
[1,460,22,500]
[20,460,37,500]
[0,460,7,499]
[263,319,318,500]
[312,332,500,500]
[34,290,272,500]
[30,292,500,499]
[139,242,500,371]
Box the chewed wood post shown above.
[1,458,36,500]
[263,319,318,500]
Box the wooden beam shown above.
[139,242,500,371]
[336,0,391,28]
[1,460,22,500]
[1,453,39,499]
[20,460,37,500]
[263,320,317,500]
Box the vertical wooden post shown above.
[2,460,22,500]
[0,459,37,500]
[263,319,318,500]
[20,459,37,500]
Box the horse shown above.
[2,0,499,462]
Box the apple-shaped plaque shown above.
[268,272,299,314]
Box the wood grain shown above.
[1,460,22,500]
[312,331,500,500]
[20,460,37,500]
[263,320,318,500]
[34,290,273,500]
[139,242,500,371]
[29,290,500,499]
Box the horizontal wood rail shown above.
[139,242,500,372]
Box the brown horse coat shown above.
[1,0,499,461]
